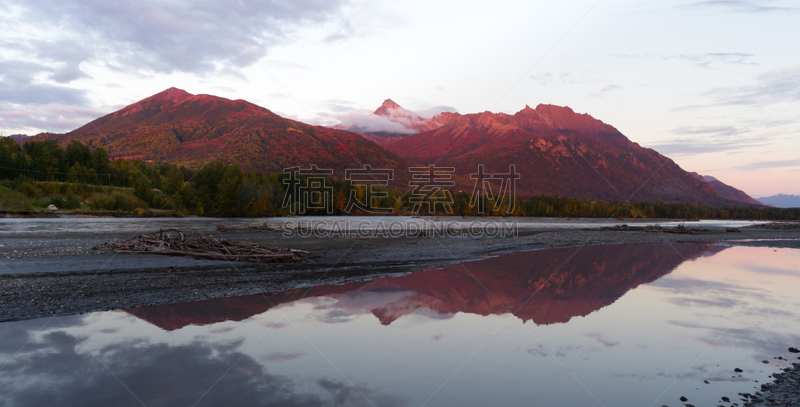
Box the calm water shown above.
[2,243,799,406]
[0,216,768,235]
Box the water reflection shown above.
[0,320,399,407]
[128,242,725,330]
[2,243,800,407]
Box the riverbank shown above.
[1,221,799,322]
[743,360,800,406]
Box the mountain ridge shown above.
[384,103,749,206]
[25,88,761,207]
[757,193,800,208]
[689,172,762,206]
[30,88,417,185]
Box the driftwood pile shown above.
[216,222,288,233]
[599,224,707,235]
[99,229,308,263]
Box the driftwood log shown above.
[99,229,308,263]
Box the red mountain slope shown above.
[386,104,750,206]
[33,88,415,182]
[689,172,762,206]
[126,242,723,330]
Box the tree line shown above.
[1,138,798,219]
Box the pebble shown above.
[743,361,800,407]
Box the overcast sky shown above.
[1,0,798,196]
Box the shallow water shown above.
[0,215,768,235]
[1,243,799,406]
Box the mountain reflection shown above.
[127,242,725,330]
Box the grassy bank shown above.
[0,181,149,212]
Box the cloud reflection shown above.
[0,328,405,407]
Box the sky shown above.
[0,0,798,196]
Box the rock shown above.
[722,396,730,402]
[704,380,710,384]
[789,347,800,353]
[680,396,688,402]
[764,360,770,364]
[735,368,744,372]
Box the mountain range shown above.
[358,101,750,205]
[125,242,724,331]
[7,134,29,142]
[757,194,800,208]
[24,88,764,207]
[33,88,415,185]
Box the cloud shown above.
[676,52,755,68]
[328,110,417,134]
[5,0,351,76]
[260,352,305,363]
[588,84,622,98]
[615,52,756,69]
[705,66,800,106]
[0,59,90,106]
[529,71,586,85]
[729,158,800,171]
[670,66,800,113]
[0,103,106,134]
[648,136,771,156]
[679,0,800,13]
[416,105,458,118]
[319,100,457,135]
[671,125,746,137]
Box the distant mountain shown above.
[336,99,458,147]
[30,88,416,184]
[7,134,28,142]
[126,242,725,331]
[758,194,800,208]
[385,104,747,206]
[372,99,456,133]
[689,172,762,206]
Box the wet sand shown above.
[1,222,799,323]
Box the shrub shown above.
[111,192,146,211]
[15,182,39,198]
